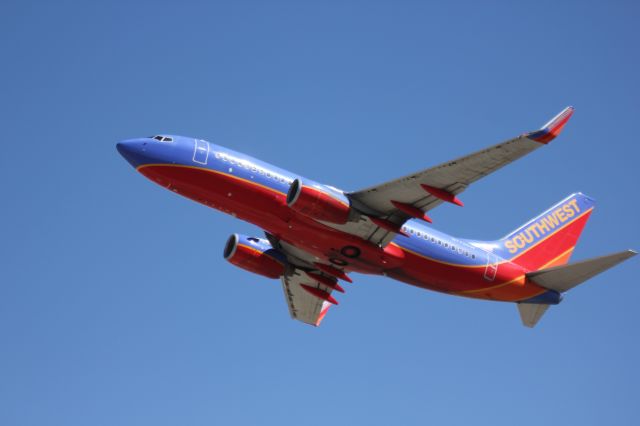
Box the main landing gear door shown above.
[484,253,499,281]
[193,139,209,165]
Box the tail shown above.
[490,192,637,327]
[518,250,636,327]
[495,192,596,271]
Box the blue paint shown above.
[520,290,563,305]
[6,3,639,424]
[119,135,494,267]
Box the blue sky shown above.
[1,1,638,425]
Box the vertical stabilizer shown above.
[495,193,595,271]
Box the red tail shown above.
[497,193,595,271]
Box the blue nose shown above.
[117,138,148,168]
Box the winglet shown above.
[315,302,331,326]
[527,106,575,144]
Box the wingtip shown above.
[314,303,332,326]
[527,106,575,144]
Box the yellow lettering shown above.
[545,214,559,228]
[563,203,575,219]
[522,230,534,244]
[538,220,550,233]
[505,198,585,254]
[527,224,541,239]
[568,198,580,213]
[514,236,526,248]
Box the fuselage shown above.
[117,135,556,304]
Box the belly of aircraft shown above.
[140,163,547,303]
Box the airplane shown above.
[117,106,636,328]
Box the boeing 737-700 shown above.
[117,107,635,327]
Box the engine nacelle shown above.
[223,234,287,279]
[286,178,351,224]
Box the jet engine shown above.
[286,178,351,224]
[223,234,287,279]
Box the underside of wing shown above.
[268,234,349,326]
[281,269,336,326]
[344,107,575,245]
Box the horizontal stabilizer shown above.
[517,303,550,328]
[527,250,637,293]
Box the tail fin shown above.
[495,193,595,271]
[517,250,637,327]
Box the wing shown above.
[267,234,347,326]
[281,268,336,326]
[346,106,575,245]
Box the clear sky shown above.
[1,1,639,425]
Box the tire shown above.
[340,245,361,258]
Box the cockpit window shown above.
[152,135,173,142]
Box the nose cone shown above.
[117,138,149,168]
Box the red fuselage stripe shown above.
[138,163,562,302]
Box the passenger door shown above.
[484,253,499,281]
[193,139,209,165]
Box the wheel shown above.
[340,245,361,258]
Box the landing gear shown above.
[340,245,361,259]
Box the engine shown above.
[223,234,287,279]
[286,178,351,224]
